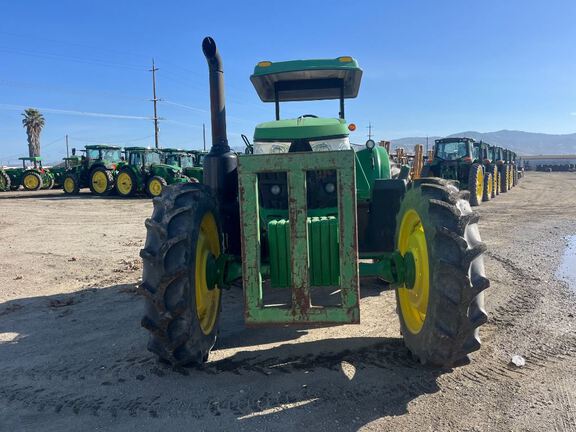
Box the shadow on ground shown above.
[0,282,446,431]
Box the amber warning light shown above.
[348,123,357,131]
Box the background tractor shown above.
[62,145,122,195]
[47,155,83,189]
[139,37,489,369]
[161,148,204,183]
[1,157,54,191]
[421,137,487,206]
[473,140,495,201]
[115,147,190,197]
[493,147,511,193]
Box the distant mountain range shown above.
[390,130,576,155]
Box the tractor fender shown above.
[359,179,407,254]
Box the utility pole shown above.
[66,134,69,158]
[203,123,206,151]
[150,59,160,149]
[367,122,373,140]
[426,135,429,154]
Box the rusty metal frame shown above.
[237,150,359,325]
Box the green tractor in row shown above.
[421,137,492,206]
[62,145,123,195]
[492,146,513,193]
[47,155,83,189]
[115,147,190,198]
[161,148,204,183]
[139,37,489,369]
[0,157,55,191]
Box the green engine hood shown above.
[151,163,180,173]
[253,117,349,141]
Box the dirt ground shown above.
[0,172,575,432]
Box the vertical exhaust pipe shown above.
[202,37,229,152]
[202,36,240,254]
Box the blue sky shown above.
[1,0,575,164]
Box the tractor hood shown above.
[151,163,181,173]
[253,117,349,141]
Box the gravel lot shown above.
[0,172,575,431]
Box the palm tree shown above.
[22,108,45,157]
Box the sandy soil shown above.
[0,172,575,432]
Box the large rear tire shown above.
[482,172,493,202]
[89,168,113,196]
[22,172,43,191]
[499,166,508,193]
[490,166,498,198]
[467,163,483,206]
[0,171,10,192]
[394,178,489,367]
[140,183,223,366]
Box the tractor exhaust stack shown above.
[201,36,240,254]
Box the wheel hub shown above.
[404,251,417,289]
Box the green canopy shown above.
[250,57,362,103]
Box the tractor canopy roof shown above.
[254,117,348,141]
[161,148,188,153]
[19,156,42,161]
[125,146,158,152]
[250,57,362,102]
[435,137,476,144]
[85,145,121,150]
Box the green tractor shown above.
[513,152,524,182]
[473,140,495,201]
[140,37,489,368]
[115,147,190,198]
[63,145,122,195]
[492,146,511,193]
[161,148,204,183]
[1,157,55,191]
[47,156,83,189]
[421,137,490,206]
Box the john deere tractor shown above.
[115,147,190,198]
[492,146,510,193]
[473,140,495,201]
[161,148,203,183]
[1,157,54,191]
[421,137,488,206]
[140,37,489,368]
[47,155,83,189]
[62,145,122,195]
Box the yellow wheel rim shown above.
[195,212,221,335]
[64,177,75,193]
[493,169,498,194]
[117,172,133,195]
[148,179,163,197]
[476,169,484,203]
[23,174,39,190]
[91,171,108,194]
[397,209,430,334]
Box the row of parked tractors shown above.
[0,147,206,197]
[421,137,523,206]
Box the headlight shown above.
[270,185,281,195]
[310,137,351,152]
[253,142,291,154]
